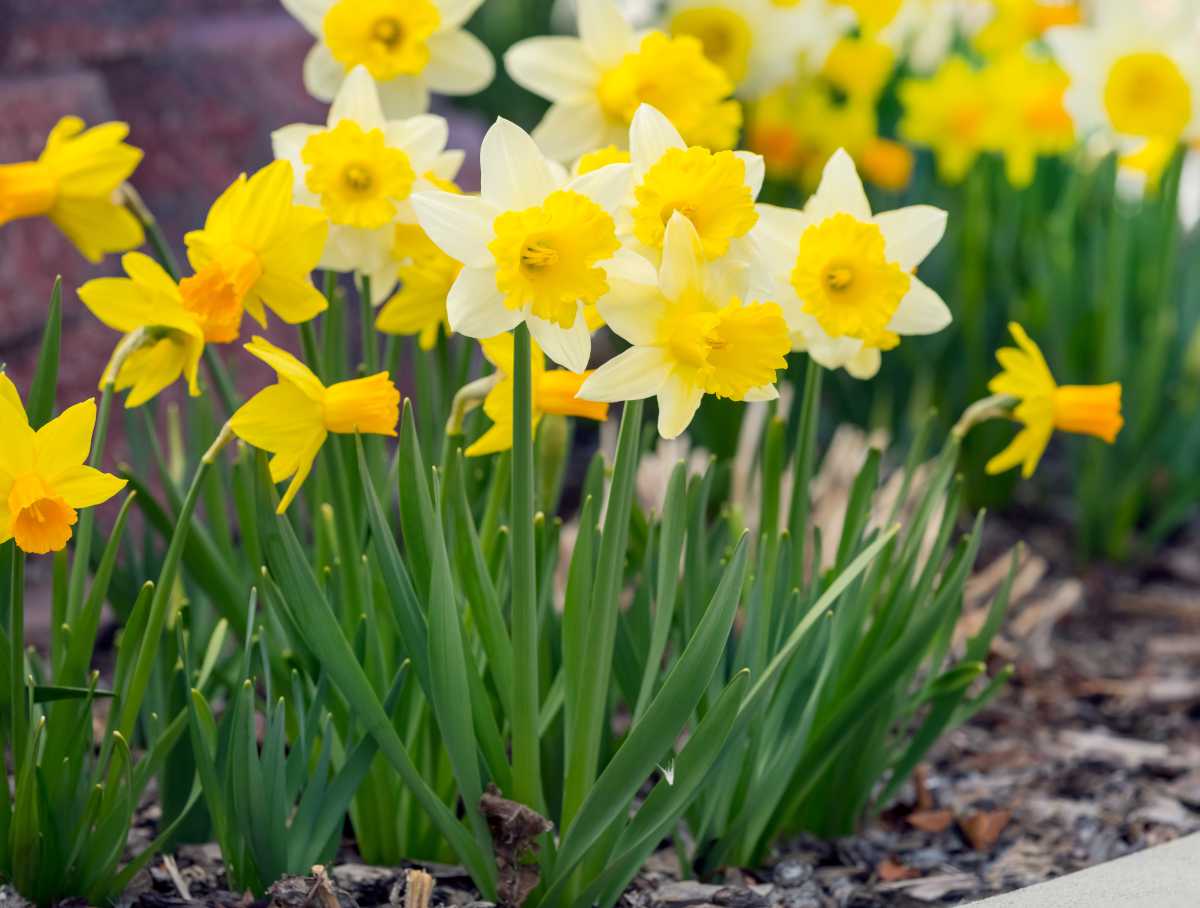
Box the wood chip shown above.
[960,809,1012,851]
[1056,728,1171,768]
[908,809,954,833]
[877,859,921,882]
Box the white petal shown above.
[504,37,598,103]
[805,332,863,370]
[329,66,386,129]
[303,43,344,103]
[630,105,686,171]
[807,148,871,223]
[702,256,751,304]
[658,213,705,300]
[567,162,633,213]
[271,123,321,181]
[598,274,666,346]
[447,268,520,337]
[532,101,612,163]
[384,114,449,167]
[424,29,495,95]
[735,151,765,198]
[603,247,658,285]
[656,372,705,439]
[846,347,881,380]
[743,384,780,402]
[887,277,951,335]
[528,309,592,372]
[376,75,430,118]
[480,118,559,209]
[578,346,672,401]
[437,0,486,31]
[578,0,636,67]
[431,149,465,181]
[873,205,947,270]
[281,0,327,35]
[751,203,808,270]
[411,191,499,268]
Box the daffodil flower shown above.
[973,0,1081,58]
[504,0,741,161]
[375,223,462,349]
[620,104,763,268]
[1045,0,1200,182]
[754,149,951,379]
[273,66,464,303]
[984,322,1123,477]
[184,160,329,329]
[898,56,991,184]
[0,116,143,262]
[465,334,609,457]
[0,374,126,555]
[981,50,1074,189]
[228,337,400,513]
[282,0,494,117]
[578,212,790,439]
[411,117,634,372]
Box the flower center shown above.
[8,474,77,555]
[790,213,911,345]
[323,0,441,79]
[0,161,59,225]
[489,190,619,328]
[180,255,258,343]
[302,120,415,229]
[665,296,790,399]
[632,146,757,259]
[669,7,753,84]
[1104,51,1192,138]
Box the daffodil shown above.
[78,253,213,407]
[272,65,464,301]
[821,34,897,104]
[1045,0,1199,181]
[375,223,461,348]
[899,56,992,184]
[228,337,400,512]
[973,0,1081,58]
[465,334,609,456]
[0,373,126,554]
[753,149,950,378]
[0,116,143,263]
[411,117,634,372]
[982,50,1074,187]
[836,0,965,73]
[578,212,789,438]
[281,0,494,117]
[184,160,329,329]
[984,322,1123,477]
[504,0,741,161]
[620,104,763,268]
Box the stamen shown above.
[825,266,854,291]
[370,17,406,50]
[343,164,374,192]
[521,241,559,269]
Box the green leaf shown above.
[27,276,62,429]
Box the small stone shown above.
[771,860,814,889]
[773,884,823,908]
[713,886,768,908]
[654,881,721,907]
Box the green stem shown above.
[66,383,115,620]
[9,551,25,776]
[510,323,545,812]
[787,357,823,587]
[203,347,240,417]
[143,217,181,281]
[359,275,379,374]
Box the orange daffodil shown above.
[753,149,951,379]
[281,0,494,117]
[229,338,400,513]
[0,374,126,555]
[0,116,143,262]
[411,118,634,372]
[504,0,742,161]
[272,65,464,303]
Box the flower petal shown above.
[873,205,947,270]
[735,151,765,197]
[329,65,385,129]
[656,372,705,439]
[845,347,882,380]
[528,308,591,372]
[807,148,871,223]
[384,114,449,166]
[411,190,499,268]
[281,0,326,34]
[578,0,635,67]
[567,162,633,213]
[630,104,686,171]
[480,117,558,209]
[532,101,611,163]
[578,345,672,401]
[53,465,127,509]
[243,336,326,400]
[425,29,496,95]
[303,42,344,103]
[659,212,705,300]
[34,399,95,479]
[505,37,597,103]
[887,277,951,335]
[447,268,521,337]
[0,375,34,476]
[376,75,430,118]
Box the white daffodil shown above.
[1045,0,1200,161]
[282,0,494,117]
[578,212,790,439]
[504,0,742,161]
[663,0,852,98]
[617,104,764,270]
[411,118,635,372]
[753,149,950,379]
[271,66,464,302]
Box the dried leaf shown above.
[877,859,921,882]
[908,809,954,833]
[960,809,1012,851]
[480,784,554,907]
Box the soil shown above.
[9,514,1200,908]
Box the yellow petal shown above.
[52,465,127,509]
[229,382,326,460]
[48,197,145,263]
[242,336,326,400]
[34,399,96,479]
[0,375,34,477]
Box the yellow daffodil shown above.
[622,104,763,267]
[272,65,464,301]
[574,146,632,177]
[753,149,950,378]
[833,0,962,74]
[184,160,329,329]
[281,0,494,117]
[1045,0,1199,182]
[982,50,1074,187]
[504,0,741,161]
[899,56,992,184]
[985,322,1123,477]
[465,334,609,456]
[0,116,143,263]
[859,138,915,191]
[411,118,634,372]
[831,0,903,34]
[228,337,400,512]
[822,35,896,104]
[375,223,461,348]
[0,373,126,554]
[77,252,216,407]
[579,213,789,438]
[973,0,1081,58]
